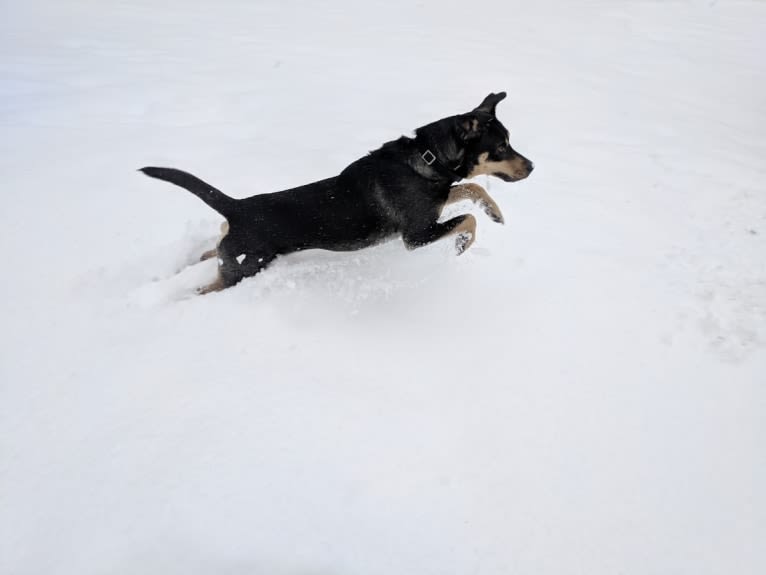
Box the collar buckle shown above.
[421,149,437,166]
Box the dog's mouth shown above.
[493,157,534,183]
[494,172,521,182]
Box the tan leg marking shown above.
[199,248,217,262]
[451,214,477,255]
[197,272,227,295]
[446,183,504,224]
[199,220,230,262]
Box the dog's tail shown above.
[139,167,237,217]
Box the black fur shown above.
[140,92,533,292]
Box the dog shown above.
[140,91,533,294]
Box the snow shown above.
[1,1,764,574]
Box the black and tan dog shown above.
[140,92,533,294]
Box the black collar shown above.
[418,147,463,182]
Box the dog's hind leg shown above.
[197,237,278,295]
[403,214,477,255]
[199,248,217,262]
[197,272,228,295]
[445,183,504,224]
[198,221,230,262]
[198,259,247,295]
[198,254,277,294]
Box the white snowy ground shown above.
[1,1,764,573]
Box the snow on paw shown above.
[455,231,474,255]
[453,214,477,255]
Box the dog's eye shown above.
[496,144,507,154]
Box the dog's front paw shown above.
[482,200,505,225]
[455,231,475,255]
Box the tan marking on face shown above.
[467,152,531,181]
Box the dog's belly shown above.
[309,228,398,252]
[285,209,397,252]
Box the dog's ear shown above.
[455,114,489,141]
[473,92,507,116]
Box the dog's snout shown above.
[525,159,534,173]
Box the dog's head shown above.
[416,92,534,182]
[459,92,534,182]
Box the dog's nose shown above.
[525,159,534,173]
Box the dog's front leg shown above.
[445,183,504,224]
[403,214,477,255]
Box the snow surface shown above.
[1,1,765,573]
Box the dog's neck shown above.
[411,135,465,183]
